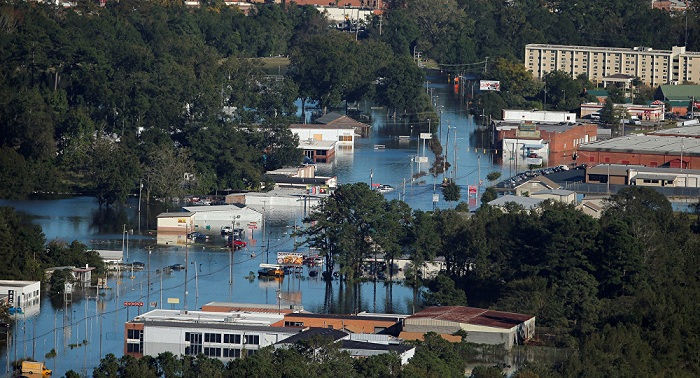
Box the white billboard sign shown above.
[479,80,501,91]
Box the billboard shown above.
[479,80,501,91]
[277,252,304,266]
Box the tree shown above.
[89,138,141,206]
[296,183,388,280]
[442,180,461,203]
[480,187,497,205]
[423,275,467,306]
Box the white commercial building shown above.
[125,309,300,360]
[502,109,576,123]
[0,280,41,316]
[289,124,356,146]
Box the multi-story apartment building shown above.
[525,44,700,86]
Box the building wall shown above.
[290,128,355,146]
[157,215,194,234]
[577,149,700,169]
[0,281,41,310]
[282,315,397,334]
[546,123,598,166]
[128,323,296,361]
[499,123,597,167]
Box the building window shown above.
[243,335,260,345]
[223,348,241,358]
[185,332,203,356]
[203,347,221,357]
[126,329,143,354]
[339,135,353,142]
[204,333,222,343]
[284,321,304,327]
[224,334,241,344]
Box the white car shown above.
[558,164,570,171]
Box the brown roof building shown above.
[401,306,535,350]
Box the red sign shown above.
[694,102,700,108]
[124,301,144,307]
[468,185,478,195]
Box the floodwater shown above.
[0,70,502,376]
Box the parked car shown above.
[188,231,208,241]
[558,164,570,171]
[170,263,185,271]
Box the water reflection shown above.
[0,70,508,374]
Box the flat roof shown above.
[284,312,403,323]
[157,212,193,218]
[182,204,254,213]
[649,125,700,138]
[0,280,40,287]
[132,309,283,326]
[488,195,545,209]
[587,164,645,176]
[276,328,348,344]
[340,340,414,353]
[633,173,678,180]
[578,135,700,156]
[526,43,677,54]
[290,124,355,130]
[532,189,576,196]
[298,140,336,149]
[407,306,533,330]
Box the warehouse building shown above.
[400,306,535,350]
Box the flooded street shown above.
[0,71,503,376]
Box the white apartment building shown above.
[0,280,41,316]
[525,44,700,86]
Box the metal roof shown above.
[633,173,678,180]
[488,195,545,209]
[156,212,193,218]
[586,164,643,176]
[659,85,700,100]
[649,125,700,138]
[339,340,414,353]
[578,135,700,156]
[407,306,533,330]
[275,328,348,345]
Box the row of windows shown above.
[126,342,143,353]
[186,332,259,346]
[126,329,143,340]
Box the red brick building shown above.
[497,122,598,167]
[577,134,700,169]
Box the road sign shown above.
[248,222,258,229]
[124,301,144,307]
[420,133,432,140]
[432,194,439,203]
[149,302,157,308]
[416,156,429,163]
[167,298,180,304]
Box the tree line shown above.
[0,1,429,204]
[296,183,700,375]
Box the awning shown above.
[633,174,677,181]
[521,144,544,150]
